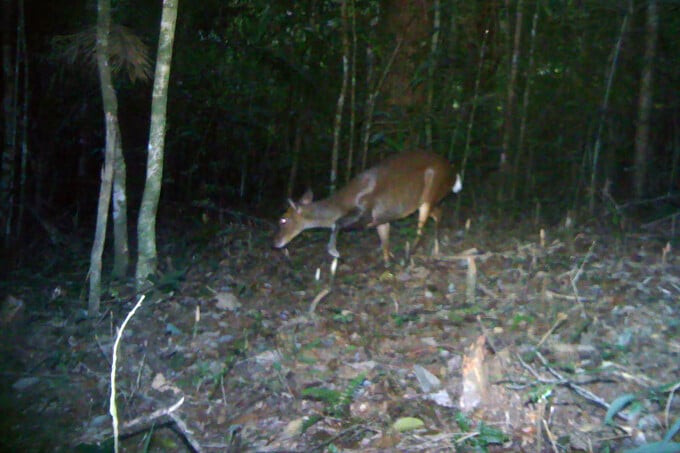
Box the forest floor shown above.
[1,207,679,452]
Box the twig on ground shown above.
[110,294,146,453]
[168,410,202,452]
[309,287,331,314]
[516,352,631,422]
[536,312,568,348]
[534,351,631,422]
[664,380,680,429]
[310,423,374,452]
[570,241,596,317]
[542,417,559,453]
[476,315,497,353]
[121,396,185,431]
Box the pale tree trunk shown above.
[498,0,523,204]
[89,0,119,314]
[135,0,179,289]
[111,143,129,278]
[425,0,440,150]
[589,0,631,213]
[633,0,658,199]
[2,0,16,248]
[330,0,349,193]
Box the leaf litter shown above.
[1,216,679,451]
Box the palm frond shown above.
[52,24,152,83]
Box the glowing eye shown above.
[280,218,287,225]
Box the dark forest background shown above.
[2,0,679,272]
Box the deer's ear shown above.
[299,189,314,205]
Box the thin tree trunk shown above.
[111,140,129,278]
[344,0,357,183]
[512,0,539,200]
[2,0,16,248]
[361,43,375,171]
[89,0,119,314]
[589,0,631,213]
[633,0,658,199]
[455,26,489,220]
[17,0,28,240]
[361,39,401,170]
[669,111,679,195]
[460,28,489,181]
[287,118,301,199]
[498,0,523,204]
[425,0,440,150]
[135,0,179,289]
[330,0,349,193]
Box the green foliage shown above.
[527,384,554,404]
[302,372,366,418]
[453,412,509,451]
[332,309,354,324]
[148,268,187,293]
[391,312,419,327]
[510,313,535,331]
[301,414,323,433]
[604,387,680,452]
[604,393,636,425]
[624,441,680,453]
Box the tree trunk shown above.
[111,141,129,278]
[135,0,179,289]
[361,39,401,170]
[361,43,375,172]
[589,0,631,213]
[633,0,658,199]
[345,0,357,183]
[2,0,16,249]
[17,0,28,241]
[498,0,523,204]
[381,0,430,149]
[512,0,539,201]
[89,0,119,314]
[287,117,301,199]
[330,0,349,193]
[455,26,489,220]
[425,0,440,150]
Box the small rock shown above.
[414,364,441,393]
[12,377,39,391]
[426,389,454,408]
[215,292,241,311]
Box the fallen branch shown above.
[516,352,631,422]
[535,351,632,422]
[111,295,146,453]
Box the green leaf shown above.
[393,417,425,432]
[664,419,680,442]
[605,394,636,425]
[301,387,341,404]
[455,411,471,431]
[478,421,509,445]
[623,441,680,453]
